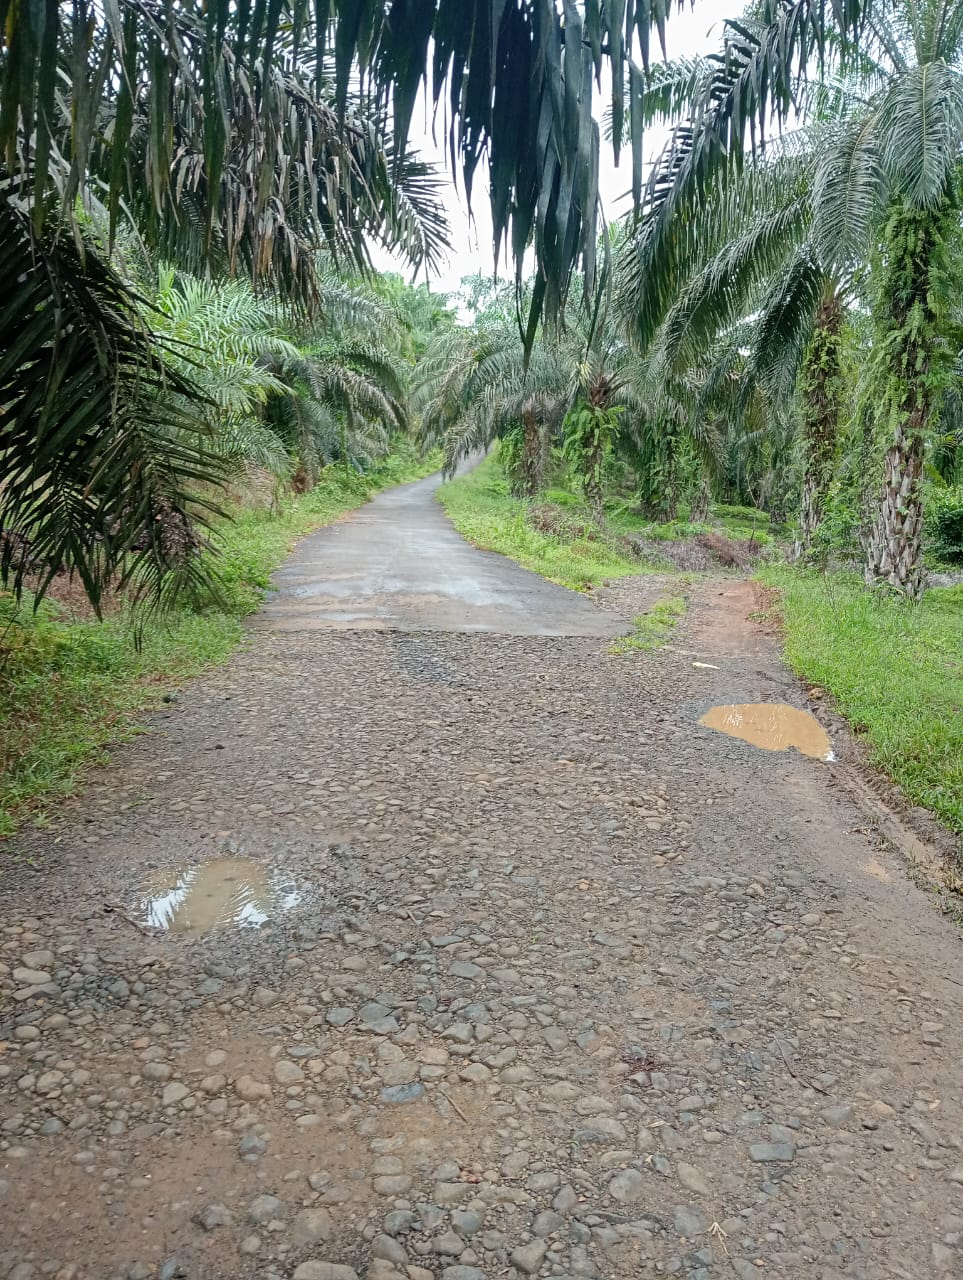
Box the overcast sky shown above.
[371,2,723,298]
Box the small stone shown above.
[194,1202,232,1231]
[238,1130,268,1157]
[161,1082,190,1106]
[677,1162,710,1196]
[248,1194,286,1224]
[326,1007,355,1026]
[13,968,52,986]
[292,1266,358,1280]
[511,1240,548,1275]
[291,1207,332,1245]
[239,1235,261,1256]
[749,1142,796,1163]
[820,1103,854,1128]
[374,1175,413,1196]
[674,1205,709,1237]
[451,1209,484,1236]
[609,1169,645,1204]
[433,1231,467,1256]
[274,1060,304,1085]
[434,1181,472,1205]
[382,1210,416,1235]
[442,1270,487,1280]
[235,1075,272,1102]
[443,1022,474,1043]
[459,1062,492,1084]
[371,1235,408,1265]
[379,1082,424,1104]
[553,1185,578,1214]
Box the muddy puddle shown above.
[700,702,834,761]
[140,857,301,934]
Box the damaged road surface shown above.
[2,472,962,1280]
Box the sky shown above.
[370,2,723,299]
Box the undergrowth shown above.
[438,454,646,589]
[0,445,440,838]
[760,565,963,834]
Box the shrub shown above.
[926,484,963,564]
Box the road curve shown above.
[259,468,626,636]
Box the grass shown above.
[0,445,440,838]
[606,501,781,548]
[438,454,646,589]
[760,564,963,835]
[609,595,687,655]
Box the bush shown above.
[926,485,963,564]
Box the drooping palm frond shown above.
[618,0,868,354]
[0,195,223,610]
[3,3,451,302]
[8,0,870,349]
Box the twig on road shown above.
[440,1089,469,1123]
[773,1037,829,1095]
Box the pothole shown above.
[139,857,302,934]
[700,702,834,761]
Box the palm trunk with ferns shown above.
[584,373,615,523]
[865,202,957,599]
[519,407,544,497]
[793,288,844,560]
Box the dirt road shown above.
[1,474,962,1280]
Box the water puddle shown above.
[700,703,834,761]
[140,858,301,934]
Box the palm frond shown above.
[0,196,222,610]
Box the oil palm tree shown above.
[619,135,851,552]
[0,4,449,610]
[413,318,571,494]
[623,1,963,595]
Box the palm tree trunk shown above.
[792,288,843,561]
[864,202,955,599]
[690,478,711,523]
[519,408,543,497]
[865,413,927,597]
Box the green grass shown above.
[760,565,963,834]
[438,454,646,589]
[609,595,687,655]
[607,501,781,548]
[0,446,440,838]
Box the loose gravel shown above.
[1,577,962,1280]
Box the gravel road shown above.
[1,475,962,1280]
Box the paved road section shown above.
[260,470,624,637]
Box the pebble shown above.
[511,1240,548,1274]
[292,1266,358,1280]
[749,1142,796,1163]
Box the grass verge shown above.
[0,446,440,838]
[759,565,963,834]
[609,596,687,656]
[438,454,646,589]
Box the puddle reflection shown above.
[700,702,834,761]
[140,858,301,934]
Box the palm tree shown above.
[621,1,963,595]
[413,318,571,494]
[0,3,450,610]
[618,134,850,552]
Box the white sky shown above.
[371,2,723,298]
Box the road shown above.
[261,469,623,636]
[2,481,962,1280]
